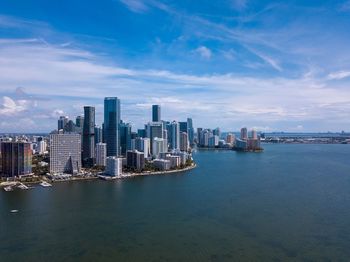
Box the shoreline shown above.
[1,164,197,188]
[120,163,197,178]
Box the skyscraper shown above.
[95,143,107,167]
[75,116,84,128]
[58,116,68,131]
[83,106,95,166]
[241,127,248,140]
[152,105,161,122]
[120,121,132,155]
[104,97,121,156]
[126,150,145,171]
[179,121,188,133]
[197,128,203,145]
[146,122,164,154]
[180,132,189,152]
[1,142,32,177]
[50,133,81,174]
[169,121,180,150]
[187,118,194,145]
[95,126,103,145]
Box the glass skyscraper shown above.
[104,97,121,156]
[83,106,95,166]
[152,105,161,122]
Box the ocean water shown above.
[1,144,350,261]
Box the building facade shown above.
[104,97,121,156]
[1,142,32,177]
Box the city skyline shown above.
[1,0,350,132]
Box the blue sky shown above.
[0,0,350,132]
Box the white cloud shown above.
[327,70,350,80]
[195,46,212,59]
[119,0,148,13]
[0,96,28,115]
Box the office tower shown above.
[152,105,161,122]
[1,142,32,177]
[137,128,146,138]
[134,137,150,158]
[179,121,188,133]
[95,126,103,145]
[37,140,47,154]
[58,116,68,131]
[95,143,107,166]
[251,129,258,140]
[76,116,84,128]
[131,132,138,139]
[197,128,203,145]
[105,157,122,177]
[152,137,166,158]
[49,133,81,174]
[83,106,95,167]
[126,150,145,171]
[104,97,121,156]
[203,130,211,147]
[120,122,132,155]
[208,135,219,147]
[187,118,194,145]
[241,127,248,140]
[226,133,235,144]
[213,127,221,138]
[146,122,163,154]
[64,120,76,133]
[169,121,180,150]
[180,132,189,152]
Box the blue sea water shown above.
[1,144,350,261]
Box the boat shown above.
[10,209,19,213]
[4,186,13,192]
[98,175,117,180]
[40,181,52,187]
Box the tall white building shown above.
[95,142,107,166]
[251,129,258,140]
[50,133,81,174]
[105,157,122,177]
[37,140,47,155]
[152,137,166,158]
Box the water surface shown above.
[1,144,350,261]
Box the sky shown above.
[0,0,350,133]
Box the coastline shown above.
[120,163,197,178]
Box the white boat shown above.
[4,186,13,192]
[40,181,52,187]
[10,209,19,213]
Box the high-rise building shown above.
[213,127,221,138]
[58,116,68,131]
[197,128,203,145]
[126,150,145,171]
[187,118,194,146]
[240,127,248,140]
[105,157,122,177]
[180,132,189,152]
[64,120,76,133]
[95,126,103,145]
[134,137,150,158]
[120,122,132,155]
[226,133,235,144]
[152,105,161,122]
[169,121,180,150]
[179,121,188,133]
[208,135,219,147]
[37,140,47,155]
[95,143,107,167]
[83,106,95,167]
[152,137,166,158]
[76,116,84,128]
[251,129,258,140]
[1,142,32,177]
[104,97,121,156]
[146,122,163,154]
[50,133,81,174]
[137,128,146,138]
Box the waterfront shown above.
[1,144,350,261]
